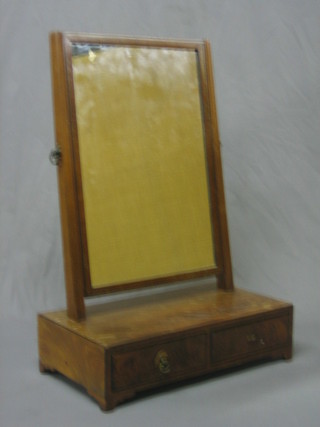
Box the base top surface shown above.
[39,285,292,348]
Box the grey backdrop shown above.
[1,1,319,426]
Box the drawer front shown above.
[112,334,207,391]
[211,316,290,363]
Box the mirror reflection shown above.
[72,44,215,288]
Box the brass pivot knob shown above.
[155,350,170,374]
[49,146,62,165]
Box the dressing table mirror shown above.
[38,33,293,410]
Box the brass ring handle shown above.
[155,350,170,374]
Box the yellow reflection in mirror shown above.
[72,46,215,288]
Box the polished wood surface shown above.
[40,285,290,347]
[203,41,234,290]
[50,33,85,319]
[38,286,293,410]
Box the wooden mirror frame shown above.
[50,32,234,320]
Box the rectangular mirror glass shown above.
[71,43,216,289]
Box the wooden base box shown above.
[38,287,293,410]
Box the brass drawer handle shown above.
[247,334,265,346]
[247,334,257,343]
[155,350,170,374]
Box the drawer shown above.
[112,334,207,391]
[211,316,290,363]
